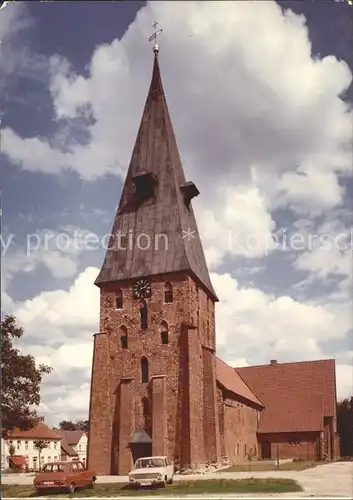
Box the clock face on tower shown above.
[133,279,152,299]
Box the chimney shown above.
[270,359,277,366]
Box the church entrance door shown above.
[130,429,153,464]
[130,443,153,463]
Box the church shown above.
[87,42,339,475]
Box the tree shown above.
[1,315,52,438]
[76,420,89,433]
[33,440,49,468]
[337,397,353,457]
[59,420,89,433]
[58,420,77,431]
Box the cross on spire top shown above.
[148,21,163,54]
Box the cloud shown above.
[0,2,30,80]
[2,1,351,217]
[40,380,92,422]
[1,128,71,175]
[335,363,353,401]
[0,1,46,96]
[49,383,91,418]
[213,272,350,350]
[197,183,276,268]
[24,343,93,422]
[13,267,99,346]
[292,218,352,287]
[2,226,97,311]
[10,267,98,423]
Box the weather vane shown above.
[148,21,163,54]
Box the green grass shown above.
[222,460,319,472]
[1,479,302,497]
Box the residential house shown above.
[57,431,88,465]
[1,423,62,471]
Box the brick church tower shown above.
[87,43,220,475]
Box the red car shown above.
[33,461,96,494]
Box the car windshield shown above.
[42,464,65,472]
[135,458,165,468]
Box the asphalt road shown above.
[2,461,353,498]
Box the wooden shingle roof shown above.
[95,52,217,300]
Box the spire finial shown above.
[148,21,163,55]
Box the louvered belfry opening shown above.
[133,171,158,205]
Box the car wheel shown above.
[68,483,75,494]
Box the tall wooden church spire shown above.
[95,44,218,301]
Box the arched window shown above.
[115,290,123,309]
[120,325,128,349]
[164,282,173,303]
[141,357,149,383]
[139,299,148,329]
[160,321,169,345]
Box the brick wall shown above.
[176,322,190,468]
[186,323,204,467]
[202,347,220,464]
[189,278,215,351]
[258,432,320,460]
[88,273,219,474]
[87,333,112,474]
[117,378,134,473]
[217,388,225,458]
[217,386,260,464]
[152,376,167,456]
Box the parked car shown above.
[128,456,174,488]
[33,461,96,494]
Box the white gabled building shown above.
[57,431,88,465]
[1,423,62,471]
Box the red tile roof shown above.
[237,359,337,433]
[60,440,78,457]
[56,430,84,445]
[9,423,62,440]
[216,357,264,407]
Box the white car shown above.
[128,456,174,487]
